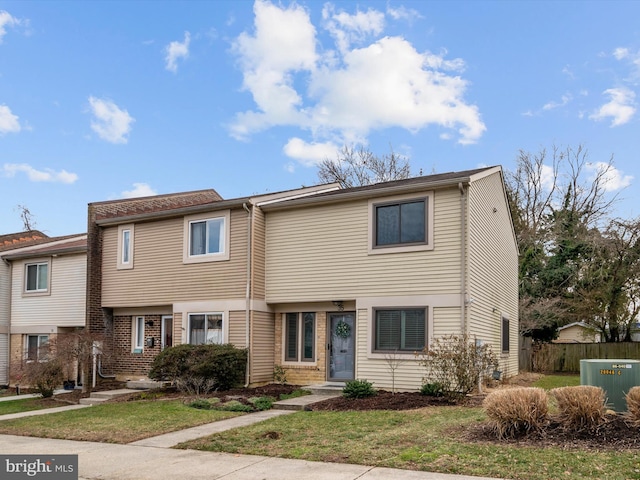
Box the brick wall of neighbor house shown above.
[274,311,327,385]
[111,315,162,378]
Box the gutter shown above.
[243,202,252,387]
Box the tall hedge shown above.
[149,344,247,391]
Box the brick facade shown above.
[274,311,328,385]
[111,314,162,378]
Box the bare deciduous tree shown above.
[317,144,414,188]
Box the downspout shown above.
[459,182,467,334]
[243,202,252,387]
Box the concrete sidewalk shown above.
[0,434,505,480]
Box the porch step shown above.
[126,380,166,390]
[79,388,144,405]
[273,393,339,411]
[303,383,344,396]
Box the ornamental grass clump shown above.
[551,385,607,431]
[483,387,549,439]
[625,386,640,425]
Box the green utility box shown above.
[580,359,640,412]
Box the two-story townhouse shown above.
[262,166,519,390]
[0,233,87,385]
[88,166,518,391]
[86,185,339,384]
[0,231,50,386]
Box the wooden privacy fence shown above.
[531,342,640,373]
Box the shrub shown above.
[188,398,214,410]
[249,396,274,411]
[420,382,444,397]
[220,400,254,412]
[625,386,640,424]
[273,365,287,384]
[342,379,376,399]
[149,344,247,392]
[551,386,607,431]
[418,334,497,399]
[483,387,549,439]
[23,361,64,398]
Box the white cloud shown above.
[121,183,157,198]
[3,163,78,183]
[612,46,640,83]
[589,87,636,127]
[165,31,191,73]
[386,5,422,22]
[586,162,633,192]
[0,10,19,43]
[543,93,572,111]
[230,0,485,164]
[0,104,20,134]
[88,96,135,144]
[322,4,385,53]
[283,138,340,166]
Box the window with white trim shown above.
[25,262,49,293]
[183,211,230,263]
[284,312,315,362]
[373,308,426,352]
[117,224,134,269]
[133,316,144,352]
[189,313,223,345]
[26,335,49,362]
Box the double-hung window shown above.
[25,262,48,293]
[26,335,49,362]
[374,308,426,352]
[189,313,223,345]
[284,312,315,362]
[183,211,230,263]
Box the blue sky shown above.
[1,0,639,237]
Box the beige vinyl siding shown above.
[173,312,182,345]
[266,188,463,303]
[250,310,275,384]
[102,209,248,307]
[252,207,266,300]
[0,334,7,385]
[228,310,247,348]
[467,172,519,376]
[433,306,463,337]
[11,254,86,328]
[0,262,9,327]
[354,308,424,391]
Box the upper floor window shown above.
[189,313,223,345]
[117,224,134,270]
[25,262,49,293]
[183,211,230,263]
[373,308,426,352]
[375,199,426,246]
[368,193,433,254]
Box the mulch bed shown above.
[308,390,471,411]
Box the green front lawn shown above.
[0,397,51,416]
[179,406,639,480]
[0,399,244,443]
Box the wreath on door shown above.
[335,320,351,339]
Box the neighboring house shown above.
[0,232,87,385]
[0,231,50,386]
[87,166,519,391]
[554,322,601,343]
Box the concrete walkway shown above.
[0,390,505,480]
